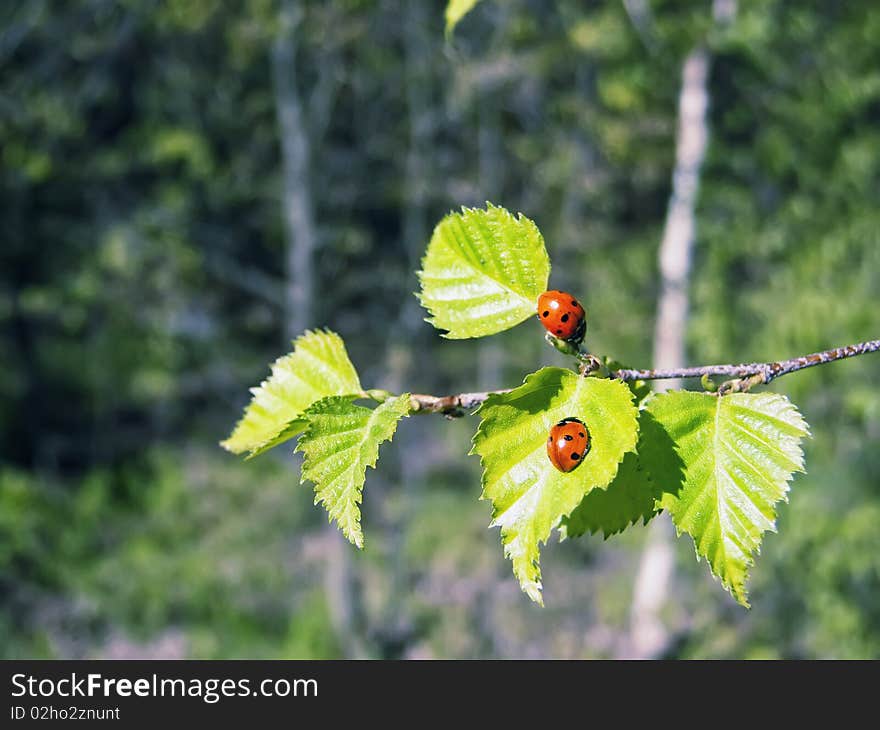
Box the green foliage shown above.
[221,330,362,457]
[471,368,638,603]
[417,204,550,339]
[560,452,650,539]
[0,453,335,659]
[646,392,810,606]
[561,411,667,539]
[296,394,412,548]
[221,188,824,611]
[445,0,483,36]
[217,180,826,612]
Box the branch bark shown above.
[611,339,880,387]
[388,338,880,416]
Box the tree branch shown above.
[610,339,880,387]
[407,391,510,418]
[392,339,880,417]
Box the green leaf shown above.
[445,0,482,36]
[296,394,412,548]
[472,368,638,603]
[417,203,550,339]
[630,408,687,503]
[647,391,810,606]
[561,411,666,540]
[221,329,363,457]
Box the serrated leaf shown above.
[445,0,482,36]
[417,203,550,339]
[472,368,638,603]
[561,411,666,540]
[221,329,363,457]
[647,391,810,606]
[296,394,412,548]
[631,407,687,502]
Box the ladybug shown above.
[546,417,590,473]
[537,290,586,343]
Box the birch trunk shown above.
[272,5,315,342]
[621,7,728,658]
[375,0,432,656]
[272,2,367,659]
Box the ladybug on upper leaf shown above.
[546,417,590,473]
[537,290,586,344]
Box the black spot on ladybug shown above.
[555,328,563,334]
[542,311,549,317]
[579,432,585,437]
[571,300,578,307]
[561,313,570,323]
[571,453,580,460]
[564,434,573,441]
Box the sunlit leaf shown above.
[445,0,483,36]
[472,368,638,603]
[296,394,411,548]
[221,330,362,457]
[561,410,668,539]
[417,203,550,339]
[647,391,810,606]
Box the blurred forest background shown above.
[2,0,879,659]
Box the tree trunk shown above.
[621,18,720,661]
[373,0,433,658]
[272,2,367,659]
[272,5,316,343]
[651,46,711,391]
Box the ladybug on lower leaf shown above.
[546,417,590,473]
[537,290,586,344]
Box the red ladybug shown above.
[537,290,586,343]
[546,417,590,473]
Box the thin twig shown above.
[396,339,880,417]
[611,339,880,385]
